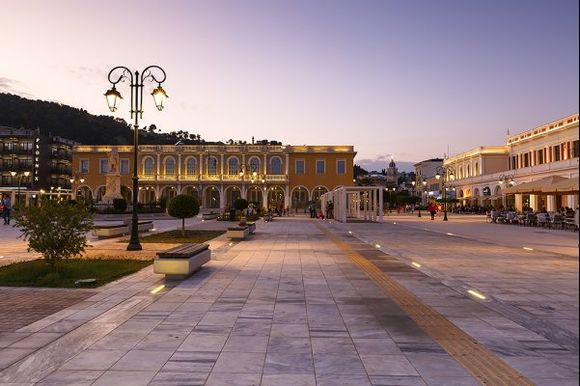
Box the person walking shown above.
[427,201,437,220]
[2,195,12,225]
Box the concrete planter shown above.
[226,226,250,240]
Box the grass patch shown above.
[140,229,225,244]
[0,259,151,288]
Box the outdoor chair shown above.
[536,213,550,228]
[526,213,537,227]
[550,214,564,229]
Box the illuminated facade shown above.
[445,113,579,210]
[72,144,356,211]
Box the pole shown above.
[443,177,448,221]
[127,71,142,251]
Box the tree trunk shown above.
[182,218,185,237]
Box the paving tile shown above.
[60,349,127,370]
[316,373,372,386]
[314,352,367,376]
[360,354,419,376]
[264,351,314,374]
[38,370,103,385]
[205,372,261,386]
[92,370,156,386]
[178,333,228,352]
[161,350,218,373]
[9,333,63,349]
[404,353,470,377]
[261,373,316,386]
[149,371,208,385]
[368,375,427,385]
[269,323,309,338]
[353,338,402,355]
[212,352,265,373]
[0,348,35,370]
[111,349,174,371]
[223,335,269,352]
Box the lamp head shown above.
[435,173,441,180]
[80,178,85,184]
[104,85,122,112]
[151,84,168,111]
[23,171,30,177]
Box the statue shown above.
[101,148,123,203]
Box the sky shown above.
[1,0,578,172]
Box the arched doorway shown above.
[77,185,93,202]
[246,186,263,208]
[121,185,131,203]
[182,186,200,202]
[95,186,106,202]
[312,186,328,207]
[204,186,220,209]
[139,186,156,205]
[267,186,285,211]
[225,186,242,208]
[291,186,309,213]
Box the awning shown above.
[503,175,575,194]
[544,176,579,194]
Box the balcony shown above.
[265,175,288,182]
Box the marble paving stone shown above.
[161,350,218,373]
[59,349,127,370]
[178,333,228,352]
[502,356,578,379]
[0,348,35,370]
[89,331,146,350]
[269,323,309,338]
[353,338,403,355]
[360,354,419,376]
[111,349,173,371]
[420,376,479,386]
[264,352,314,374]
[0,333,31,348]
[267,337,311,354]
[204,372,261,386]
[223,335,269,352]
[92,370,156,386]
[368,375,427,386]
[37,370,103,385]
[9,333,63,349]
[316,373,372,386]
[134,330,189,351]
[313,352,367,376]
[260,373,316,386]
[212,352,265,373]
[231,320,272,336]
[149,371,208,386]
[404,353,471,378]
[311,338,358,354]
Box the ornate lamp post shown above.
[105,65,168,251]
[10,171,30,208]
[435,166,455,221]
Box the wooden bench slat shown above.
[157,243,209,258]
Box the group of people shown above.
[1,194,12,225]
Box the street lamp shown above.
[105,65,168,251]
[10,171,30,208]
[435,166,455,221]
[498,174,514,186]
[69,176,86,200]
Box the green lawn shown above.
[0,259,151,288]
[139,229,225,244]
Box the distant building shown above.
[0,126,75,202]
[445,113,579,211]
[385,158,399,187]
[413,158,443,205]
[72,143,356,211]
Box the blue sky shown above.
[1,0,578,172]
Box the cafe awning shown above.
[544,176,579,194]
[503,175,575,194]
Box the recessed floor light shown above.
[523,247,534,251]
[446,232,454,236]
[467,289,486,300]
[411,261,421,268]
[375,244,381,248]
[150,285,165,294]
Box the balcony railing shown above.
[134,174,289,183]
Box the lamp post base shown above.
[127,242,143,251]
[417,210,421,218]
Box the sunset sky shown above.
[1,0,578,171]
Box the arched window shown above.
[207,156,218,175]
[228,157,239,175]
[249,157,260,174]
[165,157,176,176]
[269,157,283,175]
[144,157,154,176]
[186,158,197,176]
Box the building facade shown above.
[444,113,579,211]
[72,144,356,211]
[414,158,443,205]
[0,127,75,202]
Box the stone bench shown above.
[247,222,256,234]
[92,221,154,239]
[226,225,250,240]
[201,212,219,220]
[154,243,211,280]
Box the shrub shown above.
[113,198,127,212]
[14,200,93,271]
[167,195,200,235]
[233,198,249,211]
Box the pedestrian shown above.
[427,201,437,220]
[2,195,12,225]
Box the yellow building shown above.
[72,144,355,211]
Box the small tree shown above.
[233,198,249,212]
[14,200,93,271]
[167,195,200,236]
[113,198,127,213]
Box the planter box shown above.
[226,226,250,240]
[92,221,154,239]
[154,243,211,280]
